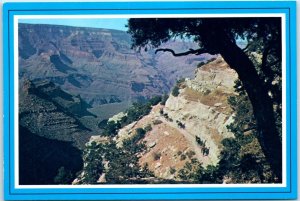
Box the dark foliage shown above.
[144,124,152,132]
[81,142,105,184]
[102,120,121,136]
[172,86,180,97]
[98,119,108,129]
[160,94,169,105]
[81,139,153,184]
[54,166,74,184]
[178,159,222,184]
[217,81,276,183]
[148,96,162,106]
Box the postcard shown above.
[2,1,297,200]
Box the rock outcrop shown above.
[164,57,237,165]
[19,79,93,149]
[88,57,238,181]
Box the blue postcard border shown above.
[2,1,297,200]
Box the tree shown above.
[149,95,162,106]
[81,142,104,184]
[103,120,121,136]
[172,86,180,97]
[127,18,282,181]
[160,94,169,105]
[54,166,73,184]
[219,81,275,183]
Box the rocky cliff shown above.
[88,57,238,181]
[19,79,93,149]
[19,23,215,119]
[163,57,237,165]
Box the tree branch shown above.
[261,45,270,71]
[243,126,257,133]
[242,43,250,52]
[267,59,281,68]
[155,48,207,57]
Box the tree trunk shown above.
[217,39,282,182]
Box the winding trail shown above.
[157,116,212,166]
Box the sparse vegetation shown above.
[176,120,185,129]
[134,128,146,142]
[195,136,206,146]
[172,86,180,97]
[54,166,73,184]
[148,96,162,106]
[207,58,217,63]
[186,150,196,159]
[170,167,176,175]
[144,124,152,132]
[100,96,164,137]
[195,136,209,156]
[176,78,185,85]
[180,154,187,161]
[153,152,161,161]
[153,119,163,125]
[159,109,164,115]
[160,94,169,105]
[203,89,211,95]
[197,61,206,68]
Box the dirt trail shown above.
[158,116,212,166]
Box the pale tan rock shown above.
[98,173,106,183]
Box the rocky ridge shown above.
[19,79,93,149]
[88,57,238,181]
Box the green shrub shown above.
[54,167,73,184]
[186,150,196,159]
[176,78,185,84]
[203,89,211,95]
[144,124,152,132]
[149,96,162,106]
[180,154,187,161]
[153,152,161,161]
[102,121,121,136]
[98,119,108,129]
[172,86,180,97]
[170,167,176,175]
[160,94,169,105]
[197,61,206,68]
[135,128,146,140]
[153,120,163,125]
[207,58,216,63]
